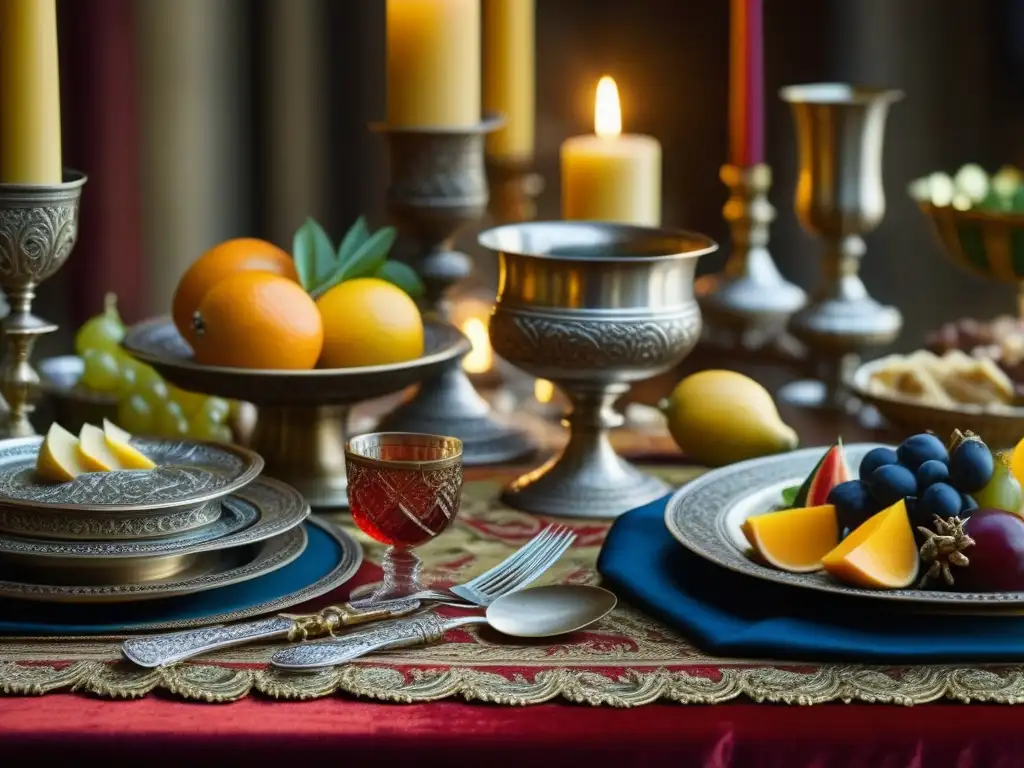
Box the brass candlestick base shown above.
[778,84,904,410]
[699,164,805,349]
[373,118,534,466]
[486,157,544,224]
[0,171,86,438]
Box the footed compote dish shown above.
[478,221,717,518]
[122,317,468,509]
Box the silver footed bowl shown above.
[122,317,471,509]
[478,221,717,518]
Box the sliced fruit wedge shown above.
[741,504,839,573]
[102,418,156,470]
[78,423,125,472]
[821,498,919,589]
[36,423,88,482]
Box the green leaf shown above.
[292,218,336,291]
[337,216,369,265]
[313,226,398,297]
[780,486,800,507]
[374,260,424,298]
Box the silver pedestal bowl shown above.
[478,222,717,519]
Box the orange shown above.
[315,277,424,368]
[172,238,297,346]
[191,272,323,370]
[741,504,838,573]
[821,499,919,589]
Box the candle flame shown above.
[534,379,554,404]
[594,76,622,138]
[461,318,494,374]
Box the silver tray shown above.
[665,443,1024,608]
[0,475,307,560]
[0,524,308,604]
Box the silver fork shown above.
[122,523,576,668]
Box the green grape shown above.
[79,348,120,393]
[187,411,232,442]
[74,293,125,355]
[117,394,154,435]
[154,399,188,437]
[171,386,208,417]
[115,364,138,399]
[134,375,170,406]
[973,451,1024,513]
[200,396,230,425]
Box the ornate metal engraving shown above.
[124,617,297,668]
[0,435,261,511]
[0,500,221,541]
[489,309,702,374]
[0,203,79,284]
[665,442,1024,606]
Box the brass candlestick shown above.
[699,164,805,349]
[373,118,533,465]
[0,171,86,437]
[778,84,904,409]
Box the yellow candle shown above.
[560,77,661,226]
[483,0,534,160]
[386,0,480,127]
[0,0,62,183]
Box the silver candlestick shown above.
[373,118,534,465]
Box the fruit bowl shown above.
[850,357,1024,449]
[122,316,470,508]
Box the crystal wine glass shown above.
[345,432,464,601]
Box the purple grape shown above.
[897,433,948,471]
[916,459,949,491]
[920,482,962,519]
[827,480,878,531]
[949,439,995,494]
[868,464,917,507]
[859,446,898,483]
[961,494,979,513]
[953,509,1024,592]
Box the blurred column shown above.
[263,0,328,246]
[135,0,250,317]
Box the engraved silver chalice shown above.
[0,171,86,437]
[479,222,717,519]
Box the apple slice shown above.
[102,418,156,470]
[36,423,88,483]
[79,423,125,472]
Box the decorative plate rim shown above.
[0,435,264,513]
[664,443,1024,606]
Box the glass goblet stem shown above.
[364,547,426,602]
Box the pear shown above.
[79,423,125,472]
[102,419,156,470]
[659,370,798,467]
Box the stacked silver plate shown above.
[0,435,320,603]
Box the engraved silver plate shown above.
[0,523,308,604]
[0,475,308,559]
[665,443,1024,608]
[0,435,263,513]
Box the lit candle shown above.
[560,77,661,226]
[728,0,764,166]
[461,316,494,374]
[0,0,62,183]
[386,0,480,127]
[483,0,534,161]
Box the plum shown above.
[918,508,1024,591]
[949,436,994,494]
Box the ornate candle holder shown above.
[0,171,86,438]
[698,164,806,348]
[479,221,717,519]
[778,84,904,409]
[373,119,534,465]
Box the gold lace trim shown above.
[6,660,1024,706]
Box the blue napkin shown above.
[0,522,346,635]
[597,495,1024,663]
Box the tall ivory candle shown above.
[560,77,661,226]
[386,0,480,127]
[0,0,62,183]
[483,0,534,160]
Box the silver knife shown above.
[270,613,487,671]
[122,598,423,668]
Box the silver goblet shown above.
[478,222,717,519]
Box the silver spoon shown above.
[270,585,618,671]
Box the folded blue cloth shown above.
[597,495,1024,663]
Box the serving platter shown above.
[0,525,308,604]
[665,443,1024,608]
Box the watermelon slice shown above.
[791,439,852,508]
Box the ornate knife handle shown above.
[270,614,486,670]
[122,599,423,668]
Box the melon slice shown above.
[821,499,919,589]
[792,440,853,508]
[36,423,89,483]
[102,418,156,470]
[741,504,839,573]
[79,423,125,472]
